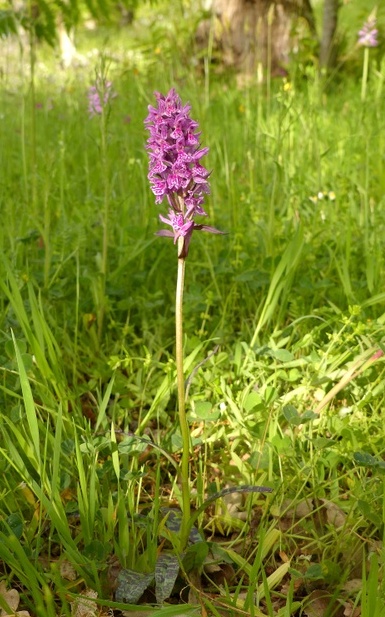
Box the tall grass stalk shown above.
[27,9,37,210]
[245,224,304,358]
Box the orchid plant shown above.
[144,89,223,549]
[358,13,379,102]
[88,68,116,341]
[88,79,115,117]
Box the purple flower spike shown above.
[88,80,115,117]
[358,17,379,48]
[145,88,224,257]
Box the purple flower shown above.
[145,88,223,257]
[358,17,379,47]
[88,80,115,117]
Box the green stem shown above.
[98,103,109,341]
[43,189,51,289]
[27,2,37,212]
[361,47,369,103]
[175,236,191,550]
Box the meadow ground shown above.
[0,3,385,616]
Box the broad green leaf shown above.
[5,514,23,539]
[243,391,263,413]
[283,404,301,426]
[182,542,209,573]
[357,500,382,529]
[354,451,385,470]
[271,349,295,362]
[304,564,324,580]
[193,401,214,420]
[83,539,109,561]
[5,338,27,358]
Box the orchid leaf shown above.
[115,569,154,604]
[155,553,180,604]
[161,508,203,544]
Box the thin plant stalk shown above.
[266,3,274,107]
[175,237,191,550]
[28,1,37,211]
[361,46,369,102]
[86,72,115,342]
[87,67,115,341]
[20,49,29,207]
[358,14,378,104]
[98,100,109,341]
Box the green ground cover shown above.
[0,3,385,615]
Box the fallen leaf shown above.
[303,589,343,617]
[343,601,361,617]
[71,589,98,617]
[279,498,314,519]
[60,559,77,581]
[273,498,314,531]
[0,582,20,616]
[204,562,235,587]
[343,579,362,594]
[320,499,347,528]
[222,487,248,520]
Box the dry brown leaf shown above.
[204,487,249,525]
[222,490,243,509]
[320,499,347,528]
[60,559,77,581]
[204,563,222,573]
[303,589,343,617]
[280,576,303,596]
[343,601,361,617]
[280,498,314,519]
[71,589,98,617]
[0,582,21,616]
[273,498,314,532]
[278,550,290,563]
[0,582,30,617]
[222,488,248,520]
[343,579,362,594]
[205,562,235,587]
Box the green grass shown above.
[0,2,385,615]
